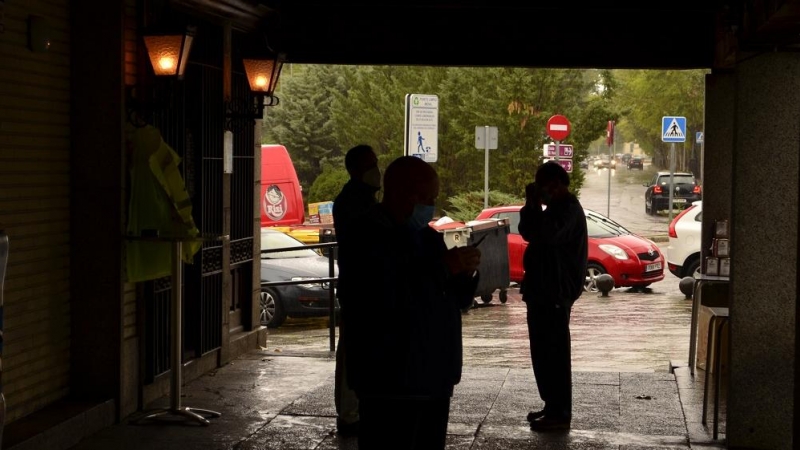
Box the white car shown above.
[666,200,702,278]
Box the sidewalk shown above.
[65,350,727,450]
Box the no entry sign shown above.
[546,114,571,141]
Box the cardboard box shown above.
[705,257,719,276]
[712,238,730,257]
[719,258,730,277]
[714,220,729,238]
[308,201,334,224]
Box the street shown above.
[264,163,693,373]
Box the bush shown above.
[443,191,524,222]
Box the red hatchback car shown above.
[475,205,665,292]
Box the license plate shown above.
[646,262,662,272]
[672,198,686,203]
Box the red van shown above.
[260,144,305,227]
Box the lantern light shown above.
[143,27,196,78]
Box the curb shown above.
[645,235,670,244]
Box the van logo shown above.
[264,184,288,221]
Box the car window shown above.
[695,211,703,221]
[492,212,520,234]
[585,210,631,235]
[585,214,624,238]
[658,175,695,185]
[260,231,320,258]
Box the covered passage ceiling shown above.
[171,0,800,69]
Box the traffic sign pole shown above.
[669,143,676,224]
[555,140,560,162]
[484,126,490,209]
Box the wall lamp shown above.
[142,26,196,78]
[227,53,285,121]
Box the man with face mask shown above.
[518,161,588,432]
[342,156,481,449]
[332,144,381,437]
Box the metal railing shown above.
[260,241,338,352]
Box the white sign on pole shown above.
[404,94,439,162]
[475,126,498,149]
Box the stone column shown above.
[728,51,799,449]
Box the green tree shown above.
[611,69,708,169]
[262,64,351,190]
[307,160,349,204]
[443,190,524,222]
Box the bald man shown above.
[340,156,481,449]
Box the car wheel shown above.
[584,263,607,293]
[260,288,286,328]
[480,293,493,304]
[499,289,508,304]
[684,257,701,279]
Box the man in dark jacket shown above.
[518,161,588,431]
[342,156,481,449]
[331,144,380,437]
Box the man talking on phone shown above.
[518,161,588,431]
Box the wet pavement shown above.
[65,164,731,449]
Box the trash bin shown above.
[437,218,510,304]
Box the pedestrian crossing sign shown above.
[662,116,686,143]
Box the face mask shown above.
[362,166,381,189]
[407,204,435,231]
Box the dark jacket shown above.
[342,204,477,399]
[518,193,588,307]
[332,179,378,304]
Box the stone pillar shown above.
[728,51,799,449]
[702,72,734,258]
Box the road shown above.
[578,163,671,240]
[263,162,693,373]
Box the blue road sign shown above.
[696,131,703,144]
[662,116,686,143]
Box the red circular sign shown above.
[546,114,571,141]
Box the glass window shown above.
[493,212,520,234]
[585,214,624,238]
[659,175,696,185]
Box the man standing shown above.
[331,144,381,437]
[343,156,481,449]
[518,161,588,431]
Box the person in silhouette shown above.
[331,144,381,437]
[342,156,481,449]
[519,161,588,432]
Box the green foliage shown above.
[263,65,622,212]
[307,162,349,204]
[610,69,708,170]
[443,190,524,223]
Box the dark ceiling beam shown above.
[735,0,800,47]
[170,0,273,31]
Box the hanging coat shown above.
[125,124,201,282]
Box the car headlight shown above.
[598,244,629,260]
[291,276,326,289]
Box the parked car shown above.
[260,227,339,328]
[627,156,644,170]
[475,205,665,292]
[579,159,589,169]
[666,200,702,278]
[643,171,701,215]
